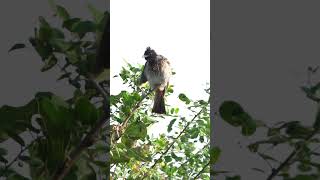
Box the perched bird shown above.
[140,47,172,114]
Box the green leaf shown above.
[74,97,99,125]
[313,108,320,130]
[241,117,257,136]
[39,16,50,28]
[219,101,244,127]
[285,122,312,138]
[66,49,80,64]
[247,143,259,153]
[0,147,7,156]
[175,108,179,114]
[164,156,172,163]
[29,38,52,60]
[57,72,71,81]
[0,99,38,142]
[15,120,40,134]
[87,3,104,23]
[288,175,318,180]
[127,147,152,162]
[226,175,241,180]
[210,147,221,164]
[28,157,43,167]
[167,118,176,132]
[41,55,57,72]
[257,152,279,162]
[0,155,8,163]
[124,121,147,140]
[8,43,26,52]
[171,152,183,161]
[39,26,64,41]
[178,93,191,104]
[190,128,200,139]
[39,96,74,132]
[219,101,257,136]
[51,28,65,39]
[56,5,70,20]
[301,86,311,95]
[267,128,280,137]
[39,28,51,41]
[297,163,312,172]
[7,173,29,180]
[74,158,97,180]
[19,155,31,162]
[49,39,72,52]
[71,21,96,38]
[63,18,81,31]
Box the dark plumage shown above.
[140,47,171,114]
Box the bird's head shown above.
[143,46,157,60]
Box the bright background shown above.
[110,0,210,134]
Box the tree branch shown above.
[0,135,43,178]
[193,161,210,179]
[266,129,319,180]
[52,75,110,180]
[113,88,155,142]
[52,15,110,180]
[52,113,109,180]
[153,108,203,168]
[141,107,204,179]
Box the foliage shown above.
[109,63,211,179]
[1,2,109,180]
[216,66,320,180]
[1,2,213,180]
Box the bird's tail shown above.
[152,88,166,114]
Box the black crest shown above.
[144,47,157,60]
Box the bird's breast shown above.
[145,60,171,90]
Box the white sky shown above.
[110,0,210,135]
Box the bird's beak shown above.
[142,54,148,58]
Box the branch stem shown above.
[266,129,318,180]
[0,136,43,178]
[52,76,110,180]
[141,107,205,179]
[193,161,210,179]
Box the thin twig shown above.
[88,75,109,103]
[258,144,280,171]
[52,77,110,180]
[152,109,203,168]
[141,107,204,179]
[266,129,319,180]
[0,136,43,178]
[113,88,155,142]
[180,143,210,169]
[122,89,153,129]
[193,161,210,179]
[52,114,109,180]
[187,143,210,178]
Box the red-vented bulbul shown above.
[140,47,171,114]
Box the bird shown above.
[140,47,172,114]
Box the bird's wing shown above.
[158,55,170,65]
[139,63,148,85]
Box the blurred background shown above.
[0,1,107,177]
[214,1,320,179]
